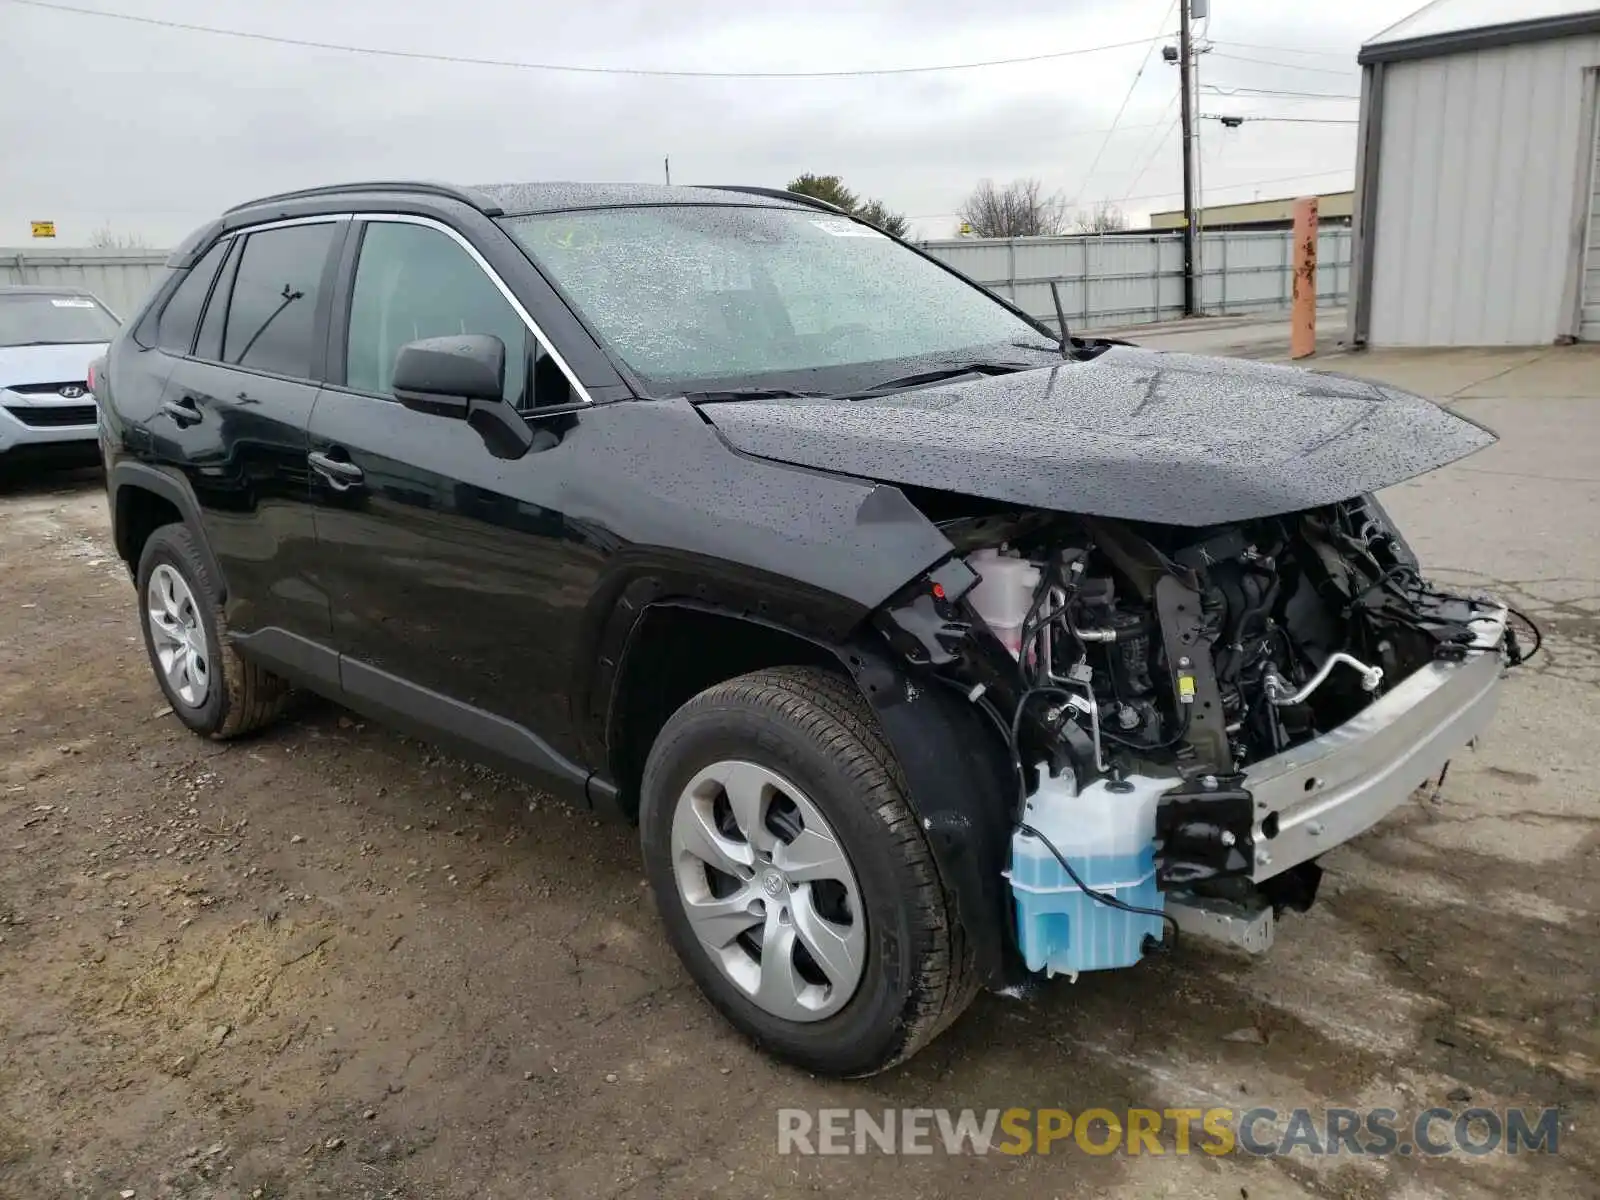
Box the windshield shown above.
[503,206,1048,393]
[0,293,119,347]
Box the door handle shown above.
[160,395,203,427]
[307,449,365,490]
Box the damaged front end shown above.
[873,493,1517,984]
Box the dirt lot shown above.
[2,346,1597,1199]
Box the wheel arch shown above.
[110,462,226,600]
[603,598,1021,991]
[602,601,838,819]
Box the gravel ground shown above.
[1,348,1596,1199]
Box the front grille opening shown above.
[4,404,98,428]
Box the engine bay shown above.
[856,492,1518,981]
[936,494,1508,786]
[866,488,1522,982]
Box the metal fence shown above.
[2,247,170,321]
[3,226,1350,336]
[918,227,1352,331]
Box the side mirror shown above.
[390,334,533,460]
[392,334,506,416]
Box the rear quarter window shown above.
[156,241,230,355]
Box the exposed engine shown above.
[867,492,1521,983]
[942,495,1506,783]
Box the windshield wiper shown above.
[835,360,1035,401]
[682,387,831,403]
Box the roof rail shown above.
[224,180,503,217]
[699,185,846,215]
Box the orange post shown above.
[1290,196,1319,359]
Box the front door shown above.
[305,215,602,781]
[153,219,345,650]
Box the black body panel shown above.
[302,393,953,769]
[157,357,329,641]
[701,347,1497,526]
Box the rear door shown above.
[156,218,346,660]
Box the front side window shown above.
[345,221,542,408]
[0,291,120,349]
[221,223,336,379]
[502,205,1042,392]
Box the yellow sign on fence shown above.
[30,221,56,238]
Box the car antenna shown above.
[1049,280,1073,361]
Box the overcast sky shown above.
[1,0,1412,246]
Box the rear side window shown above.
[156,240,229,355]
[194,240,242,362]
[222,223,336,379]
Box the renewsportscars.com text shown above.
[776,1106,1562,1157]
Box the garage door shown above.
[1583,89,1600,341]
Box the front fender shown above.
[839,639,1023,991]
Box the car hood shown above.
[0,342,108,392]
[700,346,1496,526]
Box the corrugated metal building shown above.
[1351,1,1600,345]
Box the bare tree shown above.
[86,224,152,250]
[1074,203,1129,234]
[957,178,1069,238]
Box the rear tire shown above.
[135,524,291,739]
[640,666,977,1076]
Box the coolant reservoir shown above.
[966,548,1041,657]
[1005,770,1168,977]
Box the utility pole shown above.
[1192,24,1206,307]
[1178,0,1198,316]
[664,157,671,186]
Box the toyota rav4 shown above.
[96,181,1521,1077]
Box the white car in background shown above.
[0,284,120,469]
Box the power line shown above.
[2,0,1159,78]
[1118,113,1182,205]
[1125,168,1351,206]
[1203,114,1359,125]
[1204,84,1360,100]
[1052,119,1175,136]
[1210,39,1355,60]
[1067,0,1178,209]
[1207,51,1357,76]
[1115,90,1181,198]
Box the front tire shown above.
[640,667,977,1076]
[135,524,290,739]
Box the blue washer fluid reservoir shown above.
[1005,769,1171,979]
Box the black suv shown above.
[99,180,1512,1077]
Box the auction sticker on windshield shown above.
[810,218,884,238]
